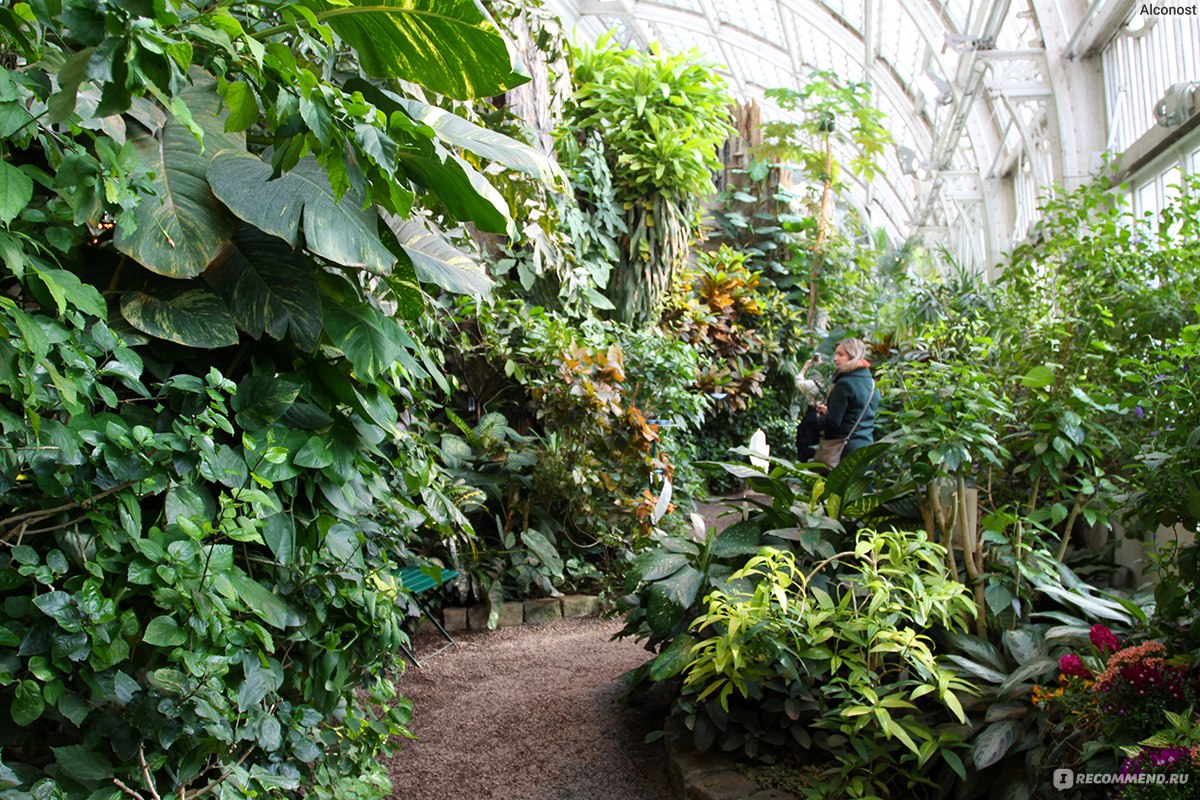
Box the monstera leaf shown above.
[205,226,323,351]
[114,73,245,278]
[383,214,492,296]
[207,152,396,274]
[300,0,528,100]
[120,283,239,348]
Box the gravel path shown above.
[384,616,672,800]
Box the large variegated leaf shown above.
[972,720,1022,770]
[207,152,395,274]
[300,0,528,100]
[383,214,493,296]
[120,285,239,348]
[346,79,511,233]
[396,96,565,187]
[114,74,244,278]
[319,276,404,380]
[205,226,323,351]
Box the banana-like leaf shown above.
[346,79,511,233]
[383,214,493,296]
[205,226,323,351]
[300,0,528,100]
[396,95,565,187]
[114,73,244,278]
[207,151,395,274]
[120,284,239,348]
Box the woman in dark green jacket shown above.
[814,338,880,456]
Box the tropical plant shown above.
[565,35,733,325]
[431,295,708,605]
[0,1,542,796]
[757,71,893,329]
[673,531,977,798]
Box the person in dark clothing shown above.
[794,353,824,461]
[814,338,880,457]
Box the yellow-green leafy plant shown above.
[678,531,977,794]
[565,35,733,325]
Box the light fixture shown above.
[944,32,980,53]
[897,145,934,180]
[921,69,954,106]
[1154,81,1198,128]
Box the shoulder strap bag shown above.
[812,378,875,470]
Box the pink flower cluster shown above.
[1093,641,1182,696]
[1059,652,1091,679]
[1054,626,1120,680]
[1089,624,1120,653]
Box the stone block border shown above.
[665,720,799,800]
[436,594,606,632]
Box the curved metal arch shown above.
[547,0,1071,272]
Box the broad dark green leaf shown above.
[320,294,403,380]
[207,151,395,274]
[12,680,44,725]
[261,513,295,566]
[142,615,187,647]
[645,582,683,637]
[165,484,216,524]
[629,551,687,584]
[206,226,323,351]
[301,0,528,100]
[650,633,697,681]
[0,161,33,224]
[120,285,239,348]
[226,572,305,629]
[521,529,563,580]
[238,657,278,710]
[114,72,244,277]
[657,565,702,608]
[233,372,302,430]
[294,435,333,469]
[383,214,493,296]
[712,520,765,558]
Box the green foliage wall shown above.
[0,1,540,797]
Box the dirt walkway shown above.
[384,617,671,800]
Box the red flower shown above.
[1089,624,1120,653]
[1059,653,1092,679]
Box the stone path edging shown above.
[664,719,800,800]
[436,594,604,633]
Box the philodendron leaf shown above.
[300,0,529,100]
[396,95,565,187]
[120,284,239,348]
[205,226,323,351]
[207,151,395,274]
[115,71,245,278]
[383,213,492,296]
[318,277,406,380]
[345,79,511,233]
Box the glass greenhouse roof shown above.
[547,0,1200,273]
